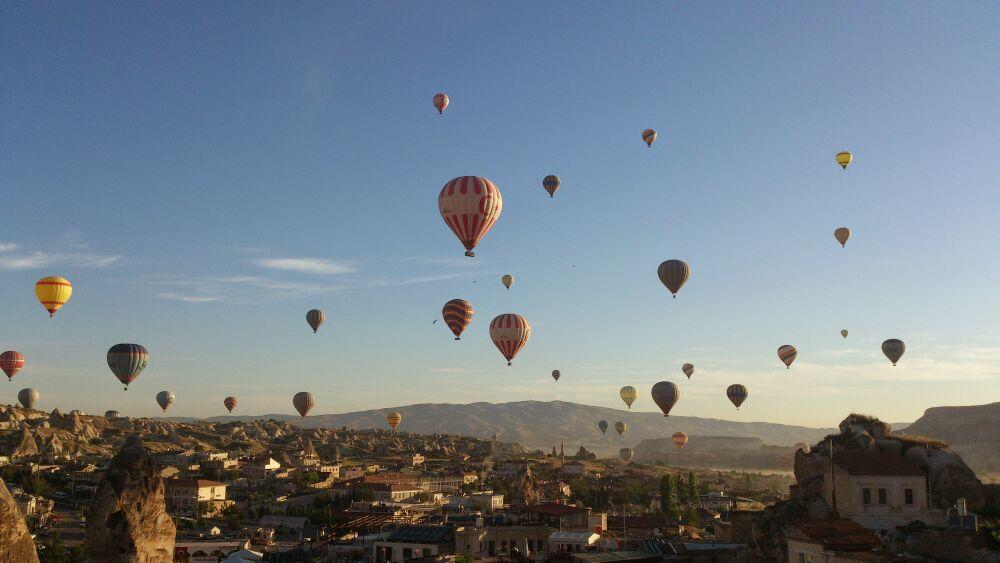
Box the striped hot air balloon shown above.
[672,432,688,450]
[619,386,637,408]
[727,384,748,410]
[657,260,690,298]
[35,276,72,317]
[614,421,627,437]
[836,151,852,169]
[442,299,474,340]
[306,309,326,333]
[104,410,120,419]
[651,381,680,416]
[438,176,503,257]
[489,314,531,366]
[1,351,25,381]
[642,129,657,147]
[433,93,449,114]
[18,388,38,410]
[107,344,148,390]
[777,345,797,369]
[293,392,315,418]
[542,175,560,198]
[386,411,403,431]
[619,448,634,463]
[682,363,694,379]
[224,396,238,413]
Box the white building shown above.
[164,479,227,512]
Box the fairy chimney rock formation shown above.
[85,435,176,562]
[0,477,40,562]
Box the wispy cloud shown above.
[149,274,347,303]
[157,292,222,303]
[0,250,121,270]
[366,272,477,287]
[0,243,16,252]
[252,257,356,275]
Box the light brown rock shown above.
[0,477,40,562]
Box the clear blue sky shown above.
[2,2,998,426]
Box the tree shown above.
[687,472,697,503]
[659,475,676,519]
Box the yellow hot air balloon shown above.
[619,386,636,409]
[836,151,852,169]
[386,411,403,431]
[35,277,73,317]
[501,274,514,290]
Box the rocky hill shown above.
[191,400,835,458]
[897,402,1000,478]
[634,435,798,471]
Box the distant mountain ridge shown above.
[173,400,836,455]
[898,402,1000,477]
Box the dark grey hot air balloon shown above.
[156,390,174,412]
[657,260,690,298]
[107,343,148,390]
[882,339,905,366]
[551,370,560,382]
[293,391,315,418]
[682,363,694,379]
[18,388,38,410]
[727,384,748,410]
[619,447,634,463]
[104,410,120,419]
[598,420,609,435]
[651,381,680,416]
[306,309,326,333]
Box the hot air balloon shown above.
[834,227,851,248]
[795,442,811,453]
[551,370,560,382]
[306,309,325,333]
[442,299,474,340]
[105,410,120,419]
[155,390,174,412]
[502,274,514,290]
[619,448,634,463]
[642,129,657,147]
[386,412,403,431]
[107,344,148,390]
[657,260,690,298]
[489,314,531,366]
[293,392,315,418]
[778,345,797,369]
[433,93,449,114]
[651,381,680,416]
[682,363,694,379]
[542,175,560,198]
[598,420,609,435]
[882,339,905,366]
[18,388,38,410]
[727,384,748,410]
[619,386,637,408]
[671,432,688,450]
[841,329,849,339]
[35,276,72,317]
[836,151,852,169]
[614,421,627,437]
[438,176,503,257]
[1,351,25,381]
[224,396,238,413]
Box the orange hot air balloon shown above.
[438,176,503,257]
[671,432,688,450]
[1,351,25,381]
[778,345,797,369]
[442,299,474,340]
[224,396,238,413]
[433,93,449,114]
[489,314,531,366]
[35,276,73,317]
[386,411,403,431]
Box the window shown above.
[862,488,872,505]
[402,548,412,558]
[799,554,814,563]
[878,488,887,505]
[905,488,914,505]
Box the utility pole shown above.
[829,438,838,515]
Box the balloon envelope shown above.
[672,432,688,450]
[386,412,403,430]
[438,176,503,257]
[778,345,798,368]
[551,370,560,382]
[502,274,514,290]
[614,421,627,436]
[35,276,72,317]
[18,388,38,410]
[619,448,634,463]
[306,309,325,333]
[293,392,315,418]
[657,260,690,298]
[598,420,609,435]
[442,299,474,340]
[651,381,680,416]
[642,129,657,147]
[834,227,851,247]
[542,175,560,197]
[107,344,149,390]
[727,384,748,410]
[836,151,852,169]
[433,93,449,114]
[1,351,25,381]
[156,391,174,412]
[882,339,905,366]
[224,396,238,413]
[104,410,120,419]
[489,314,531,366]
[841,329,849,338]
[619,386,637,408]
[682,363,694,379]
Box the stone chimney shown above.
[85,435,176,562]
[0,477,39,562]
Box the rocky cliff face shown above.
[85,435,176,562]
[0,477,40,563]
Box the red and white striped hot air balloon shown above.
[438,176,503,257]
[489,314,531,366]
[672,432,688,450]
[1,351,25,381]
